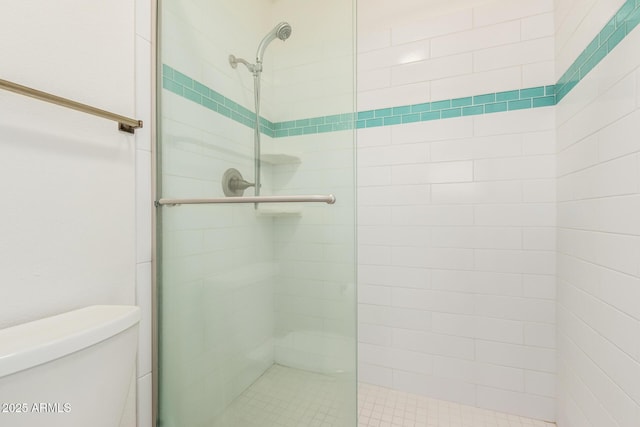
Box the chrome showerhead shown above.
[230,22,292,74]
[275,22,292,41]
[256,22,292,63]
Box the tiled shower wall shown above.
[555,0,640,426]
[157,0,640,425]
[356,0,557,420]
[267,0,357,376]
[159,2,277,425]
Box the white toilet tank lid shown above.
[0,305,141,379]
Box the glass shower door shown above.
[156,1,356,426]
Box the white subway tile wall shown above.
[270,0,357,121]
[358,0,554,111]
[555,0,626,81]
[158,4,277,421]
[357,0,557,421]
[555,0,640,426]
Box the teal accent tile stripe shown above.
[161,65,276,137]
[163,66,552,136]
[340,85,553,131]
[162,64,355,137]
[556,0,640,102]
[161,0,640,137]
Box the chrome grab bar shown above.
[0,78,143,134]
[155,194,336,207]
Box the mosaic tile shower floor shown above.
[211,365,555,427]
[357,383,556,427]
[211,364,353,427]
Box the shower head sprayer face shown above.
[256,22,292,63]
[275,22,292,41]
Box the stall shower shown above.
[155,0,640,426]
[156,0,356,426]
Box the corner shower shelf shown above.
[255,203,303,216]
[258,152,302,216]
[261,153,301,164]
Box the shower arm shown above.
[228,55,261,74]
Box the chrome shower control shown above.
[222,168,255,197]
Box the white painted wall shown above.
[0,1,151,426]
[357,0,557,420]
[555,1,640,426]
[0,0,136,327]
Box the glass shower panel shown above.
[157,1,356,426]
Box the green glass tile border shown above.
[350,85,555,131]
[162,65,276,137]
[162,0,640,137]
[556,0,640,102]
[162,64,356,137]
[163,65,554,137]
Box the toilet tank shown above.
[0,305,140,427]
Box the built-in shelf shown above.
[258,142,303,214]
[255,203,303,216]
[261,153,301,164]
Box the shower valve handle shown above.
[222,168,257,197]
[229,176,255,191]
